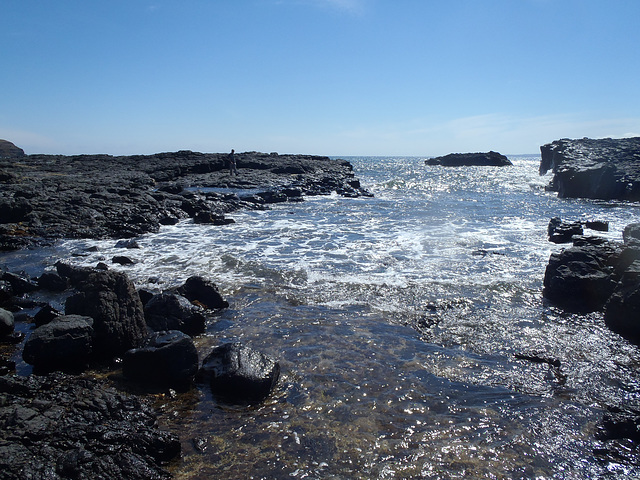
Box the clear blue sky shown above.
[2,0,639,156]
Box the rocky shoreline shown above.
[0,144,371,250]
[2,137,640,476]
[0,142,372,478]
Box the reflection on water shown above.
[155,291,611,479]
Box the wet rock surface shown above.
[540,137,640,200]
[198,342,281,405]
[0,372,180,479]
[0,148,371,250]
[425,151,512,166]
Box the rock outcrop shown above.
[543,222,640,341]
[539,137,640,200]
[0,139,25,159]
[0,146,372,250]
[123,330,199,390]
[425,151,512,167]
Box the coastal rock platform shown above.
[0,147,371,250]
[539,137,640,200]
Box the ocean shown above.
[4,155,640,478]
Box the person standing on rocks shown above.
[228,149,238,175]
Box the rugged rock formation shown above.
[22,315,94,372]
[539,137,640,200]
[0,146,372,250]
[63,268,148,360]
[0,373,180,479]
[425,151,512,167]
[543,223,640,341]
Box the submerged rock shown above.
[425,151,512,167]
[198,342,280,404]
[540,137,640,200]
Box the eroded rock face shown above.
[540,137,640,200]
[198,342,280,404]
[425,151,512,167]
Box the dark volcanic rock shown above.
[540,137,640,200]
[548,217,584,244]
[65,269,147,360]
[144,293,206,336]
[0,139,25,158]
[425,151,512,167]
[177,275,229,310]
[123,330,199,390]
[543,242,619,313]
[198,342,280,404]
[0,146,371,248]
[22,315,94,372]
[0,372,179,479]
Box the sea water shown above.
[4,156,640,479]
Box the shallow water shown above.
[3,156,640,478]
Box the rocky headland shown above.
[540,136,640,200]
[425,151,512,167]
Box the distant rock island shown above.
[425,151,512,167]
[540,137,640,201]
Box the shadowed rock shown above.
[22,315,94,372]
[64,269,147,360]
[123,330,199,390]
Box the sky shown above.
[2,0,640,156]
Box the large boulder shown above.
[540,137,640,200]
[65,269,147,360]
[198,342,280,404]
[177,276,229,310]
[144,293,206,336]
[425,151,512,167]
[22,315,94,372]
[123,330,199,390]
[543,243,620,313]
